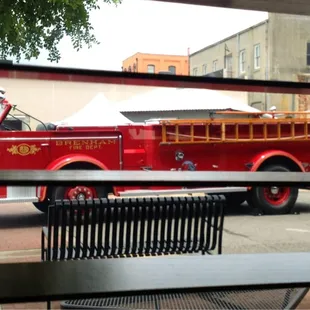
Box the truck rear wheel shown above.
[248,165,298,215]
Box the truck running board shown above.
[118,187,247,197]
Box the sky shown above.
[18,0,268,71]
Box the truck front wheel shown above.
[33,186,109,213]
[53,185,108,202]
[248,165,299,215]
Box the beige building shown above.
[189,13,310,112]
[0,75,157,130]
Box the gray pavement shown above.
[223,190,310,254]
[0,191,310,260]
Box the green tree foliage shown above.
[0,0,121,62]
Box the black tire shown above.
[224,192,247,207]
[248,165,299,215]
[33,200,50,213]
[33,187,53,213]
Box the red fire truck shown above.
[0,92,308,215]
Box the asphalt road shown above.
[0,191,310,262]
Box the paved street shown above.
[0,191,310,261]
[0,192,310,308]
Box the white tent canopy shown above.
[114,87,260,113]
[54,93,133,127]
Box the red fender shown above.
[246,150,304,190]
[249,150,305,172]
[38,154,110,201]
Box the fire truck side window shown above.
[2,119,22,130]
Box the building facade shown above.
[122,52,189,75]
[189,13,310,112]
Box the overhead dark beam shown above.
[151,0,310,16]
[0,170,309,187]
[1,63,310,95]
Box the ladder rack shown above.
[160,117,310,145]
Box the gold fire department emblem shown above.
[7,143,41,156]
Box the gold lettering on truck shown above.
[55,139,116,151]
[7,143,41,156]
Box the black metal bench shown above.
[41,195,224,262]
[41,195,309,310]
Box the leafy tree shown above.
[0,0,121,62]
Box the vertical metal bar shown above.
[192,197,201,253]
[67,200,76,260]
[138,199,146,256]
[210,196,220,251]
[199,196,208,253]
[96,198,105,257]
[166,199,174,253]
[60,200,68,260]
[81,201,89,259]
[305,121,308,140]
[103,199,111,257]
[217,195,225,255]
[111,199,119,257]
[179,197,187,252]
[145,198,153,255]
[52,201,60,261]
[118,199,126,256]
[172,197,180,253]
[158,198,166,254]
[75,205,82,259]
[125,198,133,256]
[47,205,54,261]
[152,199,160,255]
[89,199,98,258]
[205,196,213,252]
[186,197,194,253]
[132,199,139,256]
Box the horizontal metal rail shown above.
[1,63,310,95]
[0,252,310,304]
[0,170,310,186]
[151,0,310,16]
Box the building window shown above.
[128,65,132,72]
[254,44,260,69]
[239,50,246,73]
[192,68,198,76]
[202,64,207,75]
[168,66,176,74]
[147,64,155,73]
[307,42,310,66]
[133,63,136,72]
[212,60,218,72]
